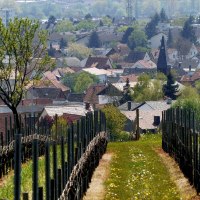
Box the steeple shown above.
[157,36,168,75]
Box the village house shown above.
[119,101,171,133]
[82,67,112,83]
[124,60,157,75]
[148,32,168,49]
[82,55,113,69]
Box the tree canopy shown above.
[132,73,164,102]
[62,71,99,93]
[67,43,92,60]
[145,12,160,39]
[163,71,179,100]
[181,15,196,43]
[127,29,148,50]
[0,18,53,129]
[88,31,101,48]
[102,104,126,138]
[121,27,134,44]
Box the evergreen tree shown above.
[88,31,101,48]
[181,15,196,43]
[145,13,160,39]
[59,38,68,49]
[99,20,104,26]
[163,71,179,100]
[46,15,56,29]
[157,36,168,75]
[160,8,168,22]
[167,29,173,48]
[121,27,134,44]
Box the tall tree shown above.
[59,38,68,49]
[157,36,168,75]
[46,15,56,29]
[88,31,101,48]
[0,18,53,130]
[163,71,179,100]
[167,29,173,48]
[181,15,196,43]
[160,8,168,22]
[145,13,160,39]
[121,27,134,44]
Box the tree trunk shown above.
[11,106,21,134]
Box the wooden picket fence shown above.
[0,110,107,200]
[162,108,200,193]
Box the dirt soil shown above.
[156,148,200,200]
[83,153,112,200]
[84,149,200,200]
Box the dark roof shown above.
[107,76,120,83]
[84,56,111,69]
[67,93,85,102]
[174,59,200,69]
[31,87,66,100]
[83,84,106,104]
[97,83,122,96]
[118,102,144,111]
[125,51,147,63]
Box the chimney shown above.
[189,65,191,72]
[85,102,90,110]
[127,101,131,111]
[154,116,160,126]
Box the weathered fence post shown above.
[136,109,140,140]
[14,133,22,200]
[32,139,38,200]
[45,141,50,200]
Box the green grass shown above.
[105,134,180,200]
[0,144,65,199]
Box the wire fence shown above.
[0,110,107,200]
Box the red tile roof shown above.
[83,84,106,104]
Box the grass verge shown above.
[0,144,64,199]
[105,134,180,200]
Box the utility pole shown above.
[127,0,133,25]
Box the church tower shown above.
[157,36,169,75]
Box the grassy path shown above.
[104,134,181,200]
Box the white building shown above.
[0,8,15,26]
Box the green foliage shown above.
[46,15,56,29]
[105,135,180,200]
[195,80,200,93]
[74,72,98,93]
[173,86,200,120]
[62,71,99,93]
[0,18,53,128]
[181,15,196,43]
[132,74,164,102]
[160,8,168,22]
[84,13,92,20]
[88,31,101,48]
[67,43,92,60]
[127,29,148,50]
[121,27,134,44]
[102,16,112,26]
[59,38,68,49]
[75,19,97,31]
[51,116,68,139]
[55,20,74,32]
[145,13,160,39]
[163,71,179,100]
[102,105,126,138]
